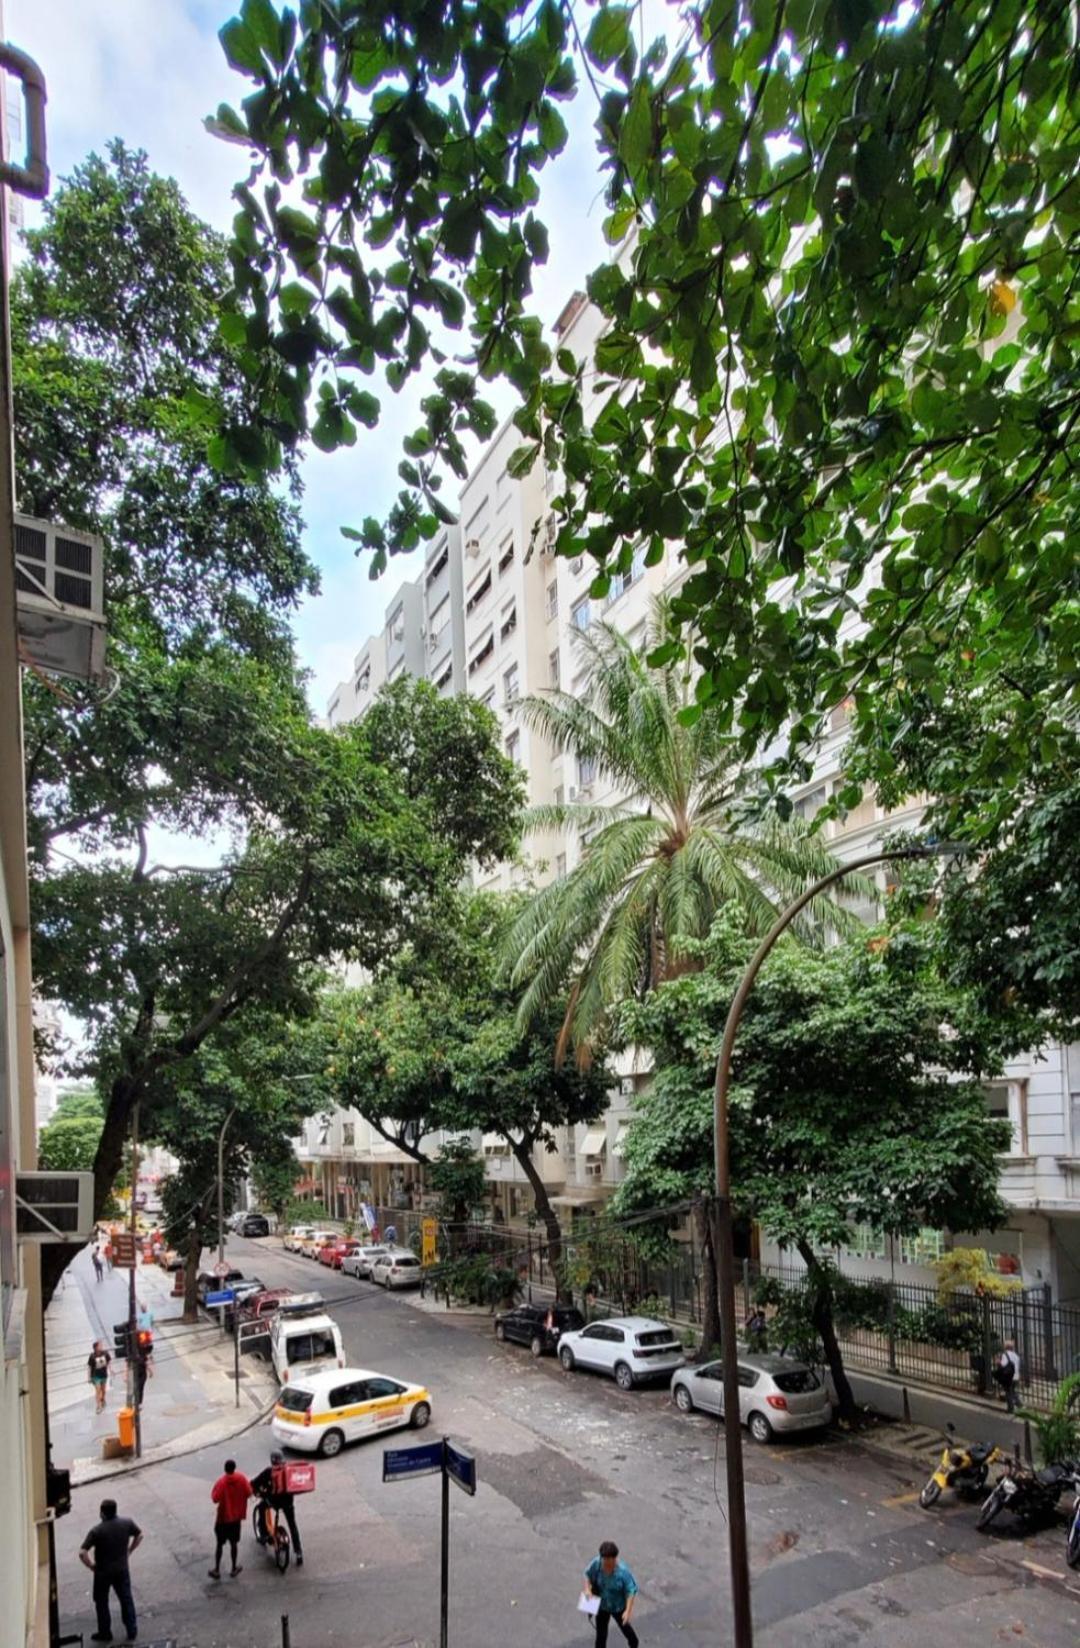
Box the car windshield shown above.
[773,1369,821,1394]
[635,1329,676,1346]
[277,1387,313,1413]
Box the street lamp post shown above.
[712,844,960,1648]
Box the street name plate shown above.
[445,1441,476,1496]
[382,1440,445,1482]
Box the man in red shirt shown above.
[209,1459,253,1579]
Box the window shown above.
[425,545,449,584]
[737,1367,761,1388]
[545,582,559,619]
[367,1377,406,1398]
[577,754,597,788]
[277,1387,314,1413]
[503,663,520,703]
[468,632,494,675]
[480,686,495,709]
[843,1223,886,1261]
[898,1228,946,1266]
[985,1081,1027,1155]
[554,785,564,807]
[466,569,492,615]
[317,1119,330,1147]
[329,1380,363,1408]
[287,1329,336,1363]
[570,556,584,575]
[794,785,827,821]
[555,853,567,878]
[499,603,517,641]
[1072,1090,1080,1154]
[830,696,855,732]
[505,730,521,764]
[342,1123,355,1148]
[356,667,371,694]
[549,648,560,688]
[435,662,453,692]
[571,596,590,632]
[497,538,515,576]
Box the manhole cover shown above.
[743,1466,782,1486]
[946,1551,997,1577]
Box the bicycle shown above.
[253,1496,291,1573]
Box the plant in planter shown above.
[1019,1373,1080,1465]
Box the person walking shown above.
[251,1450,304,1566]
[995,1339,1022,1412]
[79,1497,142,1642]
[209,1458,253,1578]
[103,1236,113,1272]
[744,1305,768,1353]
[583,1541,640,1646]
[87,1340,112,1414]
[92,1247,105,1283]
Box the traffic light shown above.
[113,1321,132,1360]
[136,1328,153,1355]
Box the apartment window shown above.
[466,568,492,615]
[356,667,371,694]
[425,545,449,584]
[570,555,584,575]
[629,542,647,584]
[499,603,517,641]
[571,596,590,632]
[497,537,515,576]
[794,785,827,821]
[985,1081,1027,1156]
[505,730,521,764]
[547,648,561,688]
[843,1223,886,1262]
[555,852,567,878]
[317,1119,331,1147]
[554,785,564,808]
[480,686,495,709]
[468,632,494,675]
[503,663,519,703]
[604,570,626,610]
[545,582,559,620]
[1072,1090,1080,1154]
[830,696,855,732]
[898,1228,946,1267]
[577,754,597,789]
[435,662,453,692]
[342,1123,355,1148]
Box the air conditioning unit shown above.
[585,1159,604,1179]
[15,1170,95,1243]
[465,537,481,557]
[15,514,107,684]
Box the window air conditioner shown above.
[15,514,107,684]
[585,1159,603,1179]
[465,537,481,557]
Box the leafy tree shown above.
[504,601,856,1057]
[215,1,1080,853]
[427,1138,487,1226]
[50,1089,103,1121]
[616,914,1020,1418]
[37,1114,104,1174]
[251,1152,301,1227]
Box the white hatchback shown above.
[557,1316,685,1389]
[341,1244,390,1280]
[272,1366,432,1457]
[370,1250,423,1289]
[670,1353,832,1443]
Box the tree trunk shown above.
[183,1216,208,1323]
[696,1200,722,1358]
[796,1238,857,1422]
[509,1139,566,1299]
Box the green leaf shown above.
[219,19,264,77]
[618,82,653,174]
[585,6,632,69]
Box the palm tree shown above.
[505,598,859,1061]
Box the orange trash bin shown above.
[117,1407,135,1450]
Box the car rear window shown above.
[286,1330,336,1362]
[557,1309,585,1330]
[277,1387,313,1413]
[635,1329,677,1347]
[773,1369,821,1394]
[393,1256,419,1268]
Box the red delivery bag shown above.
[272,1461,316,1495]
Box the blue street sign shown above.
[383,1439,445,1482]
[445,1442,476,1497]
[205,1289,235,1306]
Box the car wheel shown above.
[614,1362,634,1391]
[530,1336,545,1358]
[319,1428,345,1459]
[559,1345,576,1371]
[495,1322,506,1342]
[748,1412,773,1445]
[411,1402,431,1429]
[674,1384,694,1413]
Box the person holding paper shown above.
[582,1540,640,1645]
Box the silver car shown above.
[670,1353,832,1444]
[557,1316,685,1389]
[370,1250,423,1289]
[341,1244,389,1280]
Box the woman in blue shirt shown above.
[583,1540,639,1645]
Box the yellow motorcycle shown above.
[920,1423,1004,1508]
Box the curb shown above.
[69,1388,280,1488]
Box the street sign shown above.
[205,1289,235,1307]
[112,1232,136,1268]
[422,1217,437,1268]
[382,1440,445,1483]
[214,1260,231,1278]
[445,1441,476,1497]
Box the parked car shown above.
[341,1244,389,1281]
[557,1316,685,1389]
[272,1366,432,1457]
[670,1353,832,1444]
[298,1229,337,1258]
[283,1226,316,1253]
[196,1267,245,1304]
[369,1250,423,1289]
[239,1288,293,1323]
[239,1213,271,1238]
[494,1302,585,1357]
[319,1238,361,1270]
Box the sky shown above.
[7,0,623,713]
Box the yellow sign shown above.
[421,1218,437,1268]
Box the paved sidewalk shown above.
[47,1247,278,1483]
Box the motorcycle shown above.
[976,1457,1074,1532]
[1066,1467,1080,1569]
[919,1424,1004,1508]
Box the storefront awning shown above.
[580,1126,607,1157]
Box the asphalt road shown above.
[54,1235,1080,1648]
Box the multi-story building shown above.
[326,578,424,728]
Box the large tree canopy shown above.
[214,0,1080,854]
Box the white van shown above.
[272,1366,432,1457]
[268,1294,345,1383]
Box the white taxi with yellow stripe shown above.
[272,1366,432,1457]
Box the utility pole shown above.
[712,843,962,1648]
[129,1101,141,1458]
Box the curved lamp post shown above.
[712,843,965,1648]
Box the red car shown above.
[318,1238,361,1270]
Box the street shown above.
[54,1236,1080,1647]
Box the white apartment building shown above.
[326,578,424,728]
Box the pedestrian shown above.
[209,1458,253,1578]
[251,1450,304,1566]
[582,1540,640,1647]
[994,1339,1022,1412]
[103,1236,113,1271]
[79,1496,142,1643]
[745,1306,768,1352]
[383,1222,397,1245]
[92,1248,105,1283]
[87,1339,112,1414]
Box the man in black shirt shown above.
[87,1341,111,1414]
[79,1498,142,1642]
[251,1451,304,1566]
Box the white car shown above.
[557,1316,685,1389]
[369,1250,423,1289]
[341,1244,389,1280]
[283,1225,315,1253]
[272,1366,432,1457]
[670,1353,832,1443]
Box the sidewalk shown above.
[47,1247,278,1484]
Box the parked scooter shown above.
[976,1456,1074,1531]
[1065,1466,1080,1569]
[919,1423,1004,1508]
